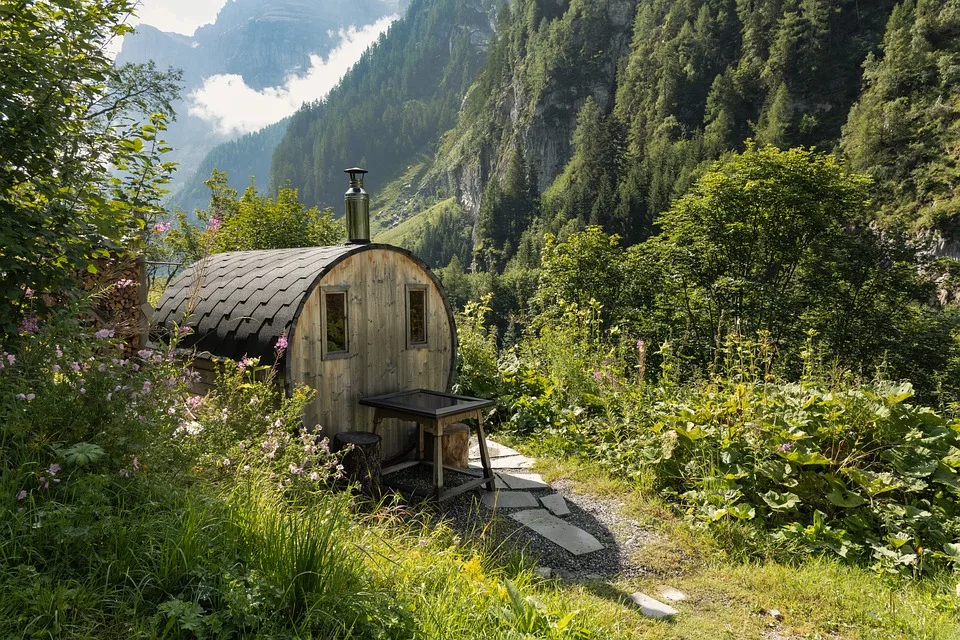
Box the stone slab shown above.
[470,454,534,470]
[498,472,549,490]
[469,438,521,459]
[629,592,679,619]
[481,490,539,509]
[539,493,570,516]
[655,585,687,602]
[510,509,604,556]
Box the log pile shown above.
[77,255,147,349]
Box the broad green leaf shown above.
[826,489,867,508]
[761,490,801,511]
[781,449,831,465]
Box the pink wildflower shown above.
[24,288,33,299]
[16,490,27,501]
[25,393,35,401]
[593,371,602,381]
[178,326,193,336]
[7,354,15,365]
[94,328,115,339]
[137,349,153,359]
[116,279,135,289]
[778,443,794,452]
[49,464,60,475]
[51,364,60,373]
[275,334,288,355]
[142,381,152,393]
[206,217,221,232]
[152,221,171,234]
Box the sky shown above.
[131,0,229,36]
[189,16,396,135]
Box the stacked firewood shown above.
[77,256,147,349]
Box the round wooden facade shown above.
[154,244,457,457]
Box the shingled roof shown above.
[154,245,360,362]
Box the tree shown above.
[0,0,181,335]
[645,143,930,367]
[162,170,345,262]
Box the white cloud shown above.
[132,0,228,36]
[188,15,396,136]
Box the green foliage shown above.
[645,144,932,369]
[159,169,345,264]
[0,0,181,336]
[842,0,960,230]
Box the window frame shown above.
[320,286,351,360]
[405,284,429,349]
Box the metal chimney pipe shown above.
[344,167,370,244]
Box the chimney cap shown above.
[344,167,368,175]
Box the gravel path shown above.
[387,462,660,581]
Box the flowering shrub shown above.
[0,310,194,492]
[171,355,345,492]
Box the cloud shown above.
[134,0,228,36]
[188,15,396,136]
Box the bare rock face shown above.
[441,0,636,221]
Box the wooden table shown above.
[360,389,496,502]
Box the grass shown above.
[374,196,462,248]
[368,155,433,238]
[526,455,960,640]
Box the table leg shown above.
[372,416,383,437]
[433,426,444,502]
[475,414,496,492]
[418,423,425,462]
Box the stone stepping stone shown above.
[470,454,534,470]
[539,493,570,516]
[481,490,539,509]
[498,472,549,490]
[629,592,679,619]
[469,438,521,459]
[510,509,604,556]
[655,585,687,602]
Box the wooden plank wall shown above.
[288,250,454,458]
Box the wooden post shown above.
[333,431,382,498]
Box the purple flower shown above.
[132,457,140,471]
[137,349,153,359]
[592,371,602,381]
[142,381,151,393]
[25,393,35,401]
[51,364,60,373]
[19,316,39,335]
[49,464,60,475]
[178,326,193,336]
[636,339,646,351]
[206,217,221,232]
[6,354,14,365]
[778,442,794,452]
[70,361,81,372]
[16,490,27,501]
[275,334,288,355]
[14,393,25,400]
[94,328,115,339]
[116,279,135,289]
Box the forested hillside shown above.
[269,0,504,211]
[267,0,957,270]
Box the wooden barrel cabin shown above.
[154,243,457,458]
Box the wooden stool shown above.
[333,431,382,498]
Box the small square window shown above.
[407,286,427,347]
[323,289,348,356]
